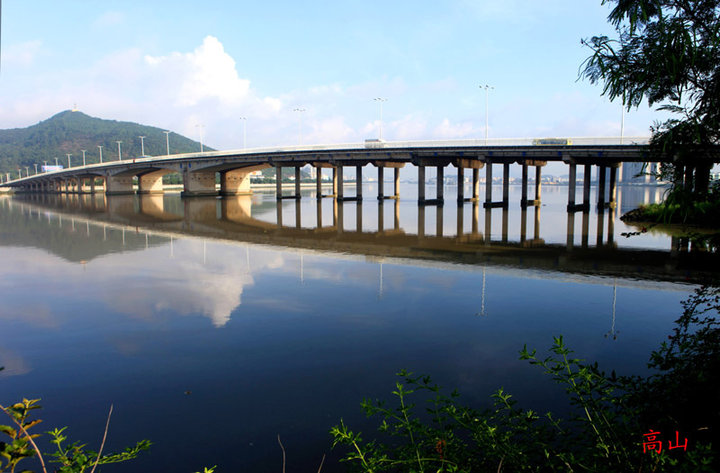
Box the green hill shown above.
[0,110,211,175]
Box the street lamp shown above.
[116,141,123,161]
[239,117,247,149]
[98,145,103,163]
[195,124,205,152]
[25,166,29,177]
[67,154,72,168]
[81,149,87,166]
[54,157,59,166]
[139,136,146,156]
[293,108,305,144]
[480,84,494,143]
[163,131,171,155]
[34,163,38,174]
[374,97,388,140]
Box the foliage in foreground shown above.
[0,399,150,473]
[332,285,720,472]
[632,180,720,226]
[581,0,720,193]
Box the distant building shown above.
[619,162,662,184]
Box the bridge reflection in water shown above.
[6,187,716,286]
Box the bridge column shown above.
[138,172,165,195]
[275,166,283,199]
[356,165,363,200]
[472,168,479,201]
[567,163,576,211]
[583,164,591,209]
[436,166,444,203]
[608,166,618,208]
[521,161,544,207]
[521,163,528,207]
[89,179,96,194]
[337,166,344,200]
[502,163,510,207]
[597,165,607,208]
[181,168,217,197]
[482,159,504,208]
[314,162,334,198]
[295,167,301,199]
[378,166,385,199]
[418,166,426,203]
[316,167,322,198]
[221,167,265,196]
[375,162,403,200]
[483,162,492,207]
[78,177,90,194]
[394,167,400,199]
[457,166,465,204]
[332,167,339,198]
[105,174,135,195]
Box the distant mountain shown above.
[0,110,211,174]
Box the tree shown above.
[581,0,720,194]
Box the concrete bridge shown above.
[1,137,669,211]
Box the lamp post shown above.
[480,84,494,143]
[34,163,38,174]
[25,166,29,177]
[81,149,86,166]
[67,154,72,168]
[293,108,305,144]
[116,141,122,161]
[139,136,146,156]
[98,145,103,163]
[239,117,247,149]
[374,97,387,140]
[196,124,205,152]
[43,161,48,172]
[163,131,171,155]
[54,157,59,166]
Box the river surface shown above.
[0,183,714,472]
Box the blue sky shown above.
[1,1,667,151]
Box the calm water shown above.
[0,184,713,472]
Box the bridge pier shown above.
[452,163,481,206]
[483,161,509,209]
[181,168,217,197]
[520,161,545,208]
[138,172,165,195]
[275,166,301,200]
[376,165,402,200]
[417,165,443,205]
[567,163,591,212]
[105,176,135,195]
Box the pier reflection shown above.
[3,192,717,284]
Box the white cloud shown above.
[145,36,251,107]
[434,119,476,139]
[3,40,43,67]
[306,116,356,144]
[92,11,126,29]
